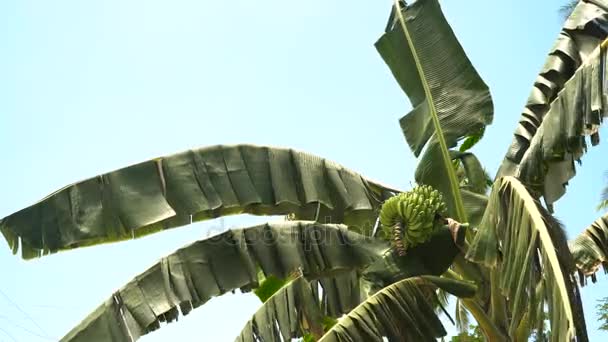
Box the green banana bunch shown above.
[379,185,447,255]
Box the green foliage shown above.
[450,324,484,342]
[300,316,339,341]
[303,334,316,342]
[597,297,608,331]
[320,275,477,341]
[459,128,485,153]
[254,274,287,303]
[451,322,552,342]
[322,316,338,331]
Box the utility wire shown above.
[0,326,17,342]
[0,288,51,339]
[0,316,56,341]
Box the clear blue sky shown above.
[1,0,607,341]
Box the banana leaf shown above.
[499,0,608,179]
[467,177,587,341]
[318,275,476,342]
[60,221,388,342]
[376,0,492,220]
[0,144,397,259]
[569,213,608,284]
[376,0,493,157]
[513,41,607,207]
[236,272,361,342]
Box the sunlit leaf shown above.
[60,221,387,342]
[0,145,397,259]
[467,177,587,341]
[318,275,476,342]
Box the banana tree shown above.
[3,0,608,341]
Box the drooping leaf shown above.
[569,213,608,284]
[498,0,608,187]
[236,272,360,342]
[466,177,588,341]
[60,221,387,342]
[0,145,397,259]
[376,0,493,157]
[514,42,607,207]
[318,275,476,342]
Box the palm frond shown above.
[318,275,476,342]
[0,144,398,259]
[60,221,387,342]
[467,176,587,341]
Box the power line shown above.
[0,316,56,341]
[0,288,51,339]
[0,326,17,342]
[29,304,83,311]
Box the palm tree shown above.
[2,0,608,340]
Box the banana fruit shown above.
[379,185,447,255]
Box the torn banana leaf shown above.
[467,177,587,342]
[499,0,608,178]
[515,42,607,206]
[376,0,493,157]
[60,221,388,342]
[310,270,362,318]
[318,275,476,342]
[0,144,398,259]
[236,272,361,342]
[569,213,608,284]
